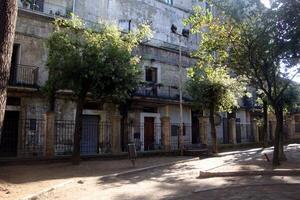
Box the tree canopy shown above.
[186,66,245,113]
[45,15,152,104]
[185,0,300,165]
[45,14,151,164]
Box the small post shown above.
[112,114,122,153]
[252,119,259,143]
[199,117,208,145]
[44,111,55,158]
[229,118,237,144]
[161,116,171,152]
[128,143,137,167]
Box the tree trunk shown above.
[0,0,18,143]
[272,103,285,166]
[209,108,218,153]
[72,96,85,165]
[262,100,268,148]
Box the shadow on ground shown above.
[94,145,300,200]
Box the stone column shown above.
[252,119,259,143]
[111,114,122,153]
[229,118,237,144]
[161,116,171,152]
[44,111,55,158]
[290,117,296,139]
[199,117,208,145]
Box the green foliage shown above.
[184,6,237,70]
[282,83,300,112]
[185,1,300,108]
[186,66,246,113]
[186,0,300,165]
[184,6,246,114]
[44,14,152,104]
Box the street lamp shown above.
[171,24,189,155]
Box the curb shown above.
[193,182,300,193]
[20,180,73,200]
[19,157,198,200]
[198,169,300,179]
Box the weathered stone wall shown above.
[75,0,201,50]
[15,11,54,85]
[21,97,48,119]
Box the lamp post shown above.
[171,24,189,155]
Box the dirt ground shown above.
[41,144,300,200]
[1,144,300,200]
[0,156,192,200]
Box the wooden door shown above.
[0,111,19,157]
[144,117,155,151]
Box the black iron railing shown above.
[19,0,70,17]
[0,118,45,157]
[125,123,163,151]
[54,120,113,155]
[169,123,192,150]
[134,83,180,100]
[9,64,39,88]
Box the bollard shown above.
[128,143,137,167]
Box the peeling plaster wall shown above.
[15,12,54,85]
[75,0,201,50]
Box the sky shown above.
[293,69,300,83]
[260,0,271,8]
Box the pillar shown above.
[112,114,122,153]
[229,118,237,144]
[44,111,55,158]
[252,119,259,143]
[161,116,171,152]
[199,117,208,145]
[287,116,295,139]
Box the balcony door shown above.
[145,67,158,96]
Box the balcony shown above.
[134,83,183,101]
[18,0,70,17]
[8,64,39,88]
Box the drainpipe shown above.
[128,19,132,32]
[72,0,76,14]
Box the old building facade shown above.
[2,0,286,159]
[1,0,205,158]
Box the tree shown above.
[186,67,245,153]
[184,6,246,153]
[186,0,300,166]
[45,15,151,164]
[0,0,18,143]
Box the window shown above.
[163,0,173,5]
[29,119,37,131]
[171,125,186,136]
[145,67,157,83]
[118,19,131,33]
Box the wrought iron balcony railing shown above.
[134,83,181,100]
[9,64,39,88]
[19,0,70,17]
